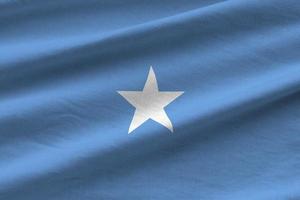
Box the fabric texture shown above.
[1,0,300,199]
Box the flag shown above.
[1,0,300,199]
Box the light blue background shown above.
[0,0,300,199]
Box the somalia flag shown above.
[1,0,300,199]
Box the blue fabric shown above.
[1,0,300,199]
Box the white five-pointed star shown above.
[118,66,184,134]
